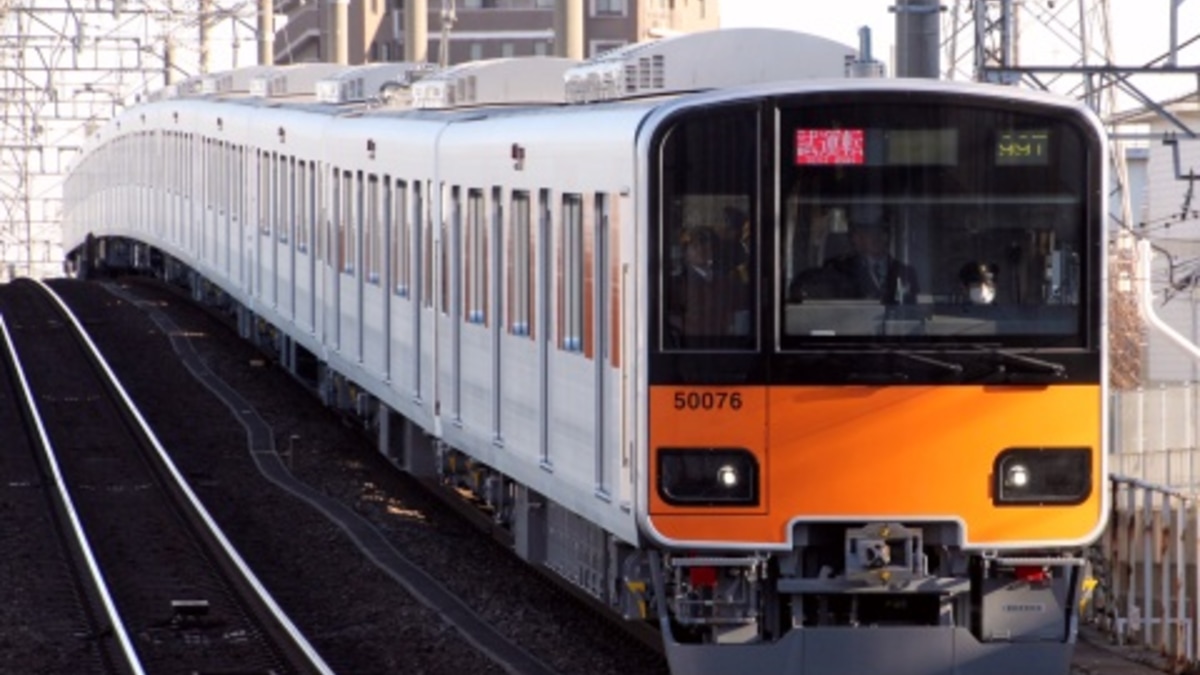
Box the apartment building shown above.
[275,0,720,66]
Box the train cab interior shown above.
[780,197,1084,342]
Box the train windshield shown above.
[778,97,1091,348]
[654,92,1099,368]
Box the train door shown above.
[245,149,259,298]
[593,193,612,496]
[413,181,426,407]
[294,159,314,333]
[220,142,230,279]
[354,170,366,364]
[312,160,321,333]
[337,169,361,362]
[329,166,343,351]
[490,187,503,441]
[275,154,293,316]
[449,185,462,421]
[199,138,209,267]
[381,174,393,382]
[286,156,298,319]
[537,189,552,468]
[615,193,633,510]
[314,162,328,340]
[430,180,445,437]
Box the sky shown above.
[719,0,1197,98]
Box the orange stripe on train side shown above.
[647,384,1104,547]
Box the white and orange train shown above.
[62,28,1109,675]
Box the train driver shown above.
[667,225,742,346]
[793,219,920,305]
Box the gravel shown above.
[51,276,669,675]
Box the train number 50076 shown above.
[672,391,743,411]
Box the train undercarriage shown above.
[434,443,1086,675]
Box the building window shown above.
[502,42,514,58]
[470,43,484,60]
[590,40,625,57]
[592,0,626,17]
[534,42,548,56]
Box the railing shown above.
[1086,475,1197,672]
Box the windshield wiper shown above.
[886,349,964,377]
[842,348,962,383]
[978,348,1067,382]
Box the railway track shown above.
[0,278,331,675]
[62,273,668,675]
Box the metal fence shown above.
[1087,477,1196,672]
[1088,384,1200,670]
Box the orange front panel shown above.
[647,384,1103,548]
[648,386,769,515]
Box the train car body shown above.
[62,28,1108,675]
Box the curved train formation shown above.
[62,28,1109,675]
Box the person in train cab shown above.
[721,207,754,336]
[667,225,738,345]
[819,220,920,304]
[959,260,999,305]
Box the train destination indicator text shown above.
[996,130,1050,166]
[795,128,958,166]
[795,129,865,165]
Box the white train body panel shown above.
[67,88,650,547]
[430,105,645,531]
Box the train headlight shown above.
[1004,463,1030,489]
[658,448,759,506]
[993,447,1092,506]
[716,464,739,488]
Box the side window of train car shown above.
[278,154,290,244]
[366,173,381,284]
[466,188,487,324]
[561,193,584,353]
[259,151,271,236]
[339,170,354,274]
[418,182,433,308]
[393,179,409,296]
[492,186,503,324]
[658,105,758,351]
[509,190,533,338]
[296,161,308,253]
[234,145,243,229]
[330,167,340,268]
[441,184,459,315]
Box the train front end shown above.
[638,80,1107,675]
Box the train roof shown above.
[88,28,1100,153]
